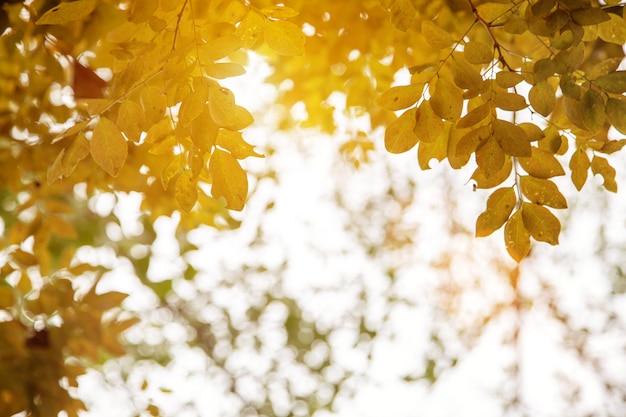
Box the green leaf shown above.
[384,107,419,153]
[476,187,516,237]
[504,210,531,263]
[36,0,97,25]
[518,147,565,178]
[521,202,561,245]
[519,176,567,209]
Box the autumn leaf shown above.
[476,187,516,237]
[175,171,198,213]
[36,0,97,25]
[209,149,248,211]
[504,210,531,263]
[521,202,561,245]
[90,117,128,177]
[265,20,305,56]
[519,176,567,209]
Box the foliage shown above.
[2,0,626,416]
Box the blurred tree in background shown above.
[1,0,626,416]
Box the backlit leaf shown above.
[472,156,512,189]
[598,12,626,44]
[90,117,128,177]
[209,149,248,211]
[36,0,96,25]
[47,149,65,184]
[216,129,264,159]
[417,125,448,170]
[518,147,564,178]
[521,202,560,245]
[520,176,567,208]
[606,97,626,134]
[390,0,416,31]
[528,81,556,116]
[205,62,247,79]
[494,92,527,111]
[63,133,90,177]
[175,171,198,213]
[179,85,209,127]
[261,6,299,19]
[477,3,512,23]
[422,20,453,49]
[209,85,254,130]
[476,187,516,237]
[162,157,182,190]
[493,119,531,157]
[591,155,617,192]
[581,88,605,132]
[414,101,445,143]
[464,41,493,65]
[496,71,524,88]
[129,0,158,23]
[456,102,490,129]
[476,138,505,179]
[117,100,145,143]
[385,107,419,153]
[190,108,219,152]
[570,147,590,190]
[375,84,423,111]
[594,71,626,94]
[504,210,531,263]
[431,77,462,120]
[265,20,305,56]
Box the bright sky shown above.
[71,53,626,417]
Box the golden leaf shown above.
[390,0,416,31]
[476,187,516,237]
[216,129,263,159]
[385,107,419,153]
[63,133,90,177]
[422,20,453,49]
[162,157,182,190]
[179,85,209,128]
[90,117,128,177]
[496,71,524,88]
[518,147,565,178]
[47,149,65,184]
[476,137,505,179]
[528,81,556,117]
[494,92,527,111]
[129,0,158,23]
[504,209,531,263]
[261,5,299,19]
[464,41,493,65]
[519,176,567,209]
[209,149,248,211]
[595,71,626,94]
[199,35,244,61]
[175,171,198,213]
[209,85,254,130]
[36,0,96,25]
[190,108,219,152]
[606,97,626,134]
[430,77,462,120]
[569,147,590,191]
[375,84,423,112]
[205,62,246,79]
[493,119,531,157]
[521,202,560,245]
[472,157,513,189]
[265,20,305,56]
[598,12,626,44]
[581,88,606,132]
[236,9,265,48]
[141,86,167,125]
[457,103,490,129]
[417,124,449,170]
[591,155,618,192]
[117,100,146,143]
[414,101,445,143]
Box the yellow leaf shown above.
[190,108,219,152]
[476,3,513,24]
[496,71,524,88]
[570,7,609,26]
[90,117,128,177]
[265,20,305,56]
[129,0,158,23]
[476,137,505,179]
[48,215,78,239]
[476,187,516,237]
[464,41,493,65]
[518,147,565,178]
[385,107,419,153]
[504,209,531,263]
[47,149,65,184]
[598,12,626,44]
[162,156,182,190]
[199,35,244,61]
[179,85,209,127]
[430,77,462,120]
[456,102,490,129]
[261,5,299,19]
[63,133,89,177]
[455,125,490,158]
[209,86,254,130]
[422,20,453,49]
[569,147,590,191]
[493,119,531,157]
[581,88,605,132]
[36,0,96,25]
[375,83,423,112]
[216,129,263,159]
[472,156,512,189]
[236,9,265,48]
[414,101,445,143]
[591,155,617,192]
[519,176,567,209]
[521,202,561,245]
[117,100,146,143]
[494,92,527,111]
[205,62,246,79]
[175,171,198,213]
[141,86,167,125]
[389,0,416,31]
[450,56,484,91]
[606,97,626,134]
[417,123,449,170]
[83,290,129,311]
[209,149,248,211]
[528,81,556,117]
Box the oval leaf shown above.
[504,209,531,263]
[209,149,248,211]
[521,202,561,245]
[385,107,419,153]
[476,187,516,237]
[90,117,128,177]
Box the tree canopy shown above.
[2,0,626,416]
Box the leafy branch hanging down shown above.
[375,0,626,262]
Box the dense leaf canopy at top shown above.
[1,0,626,415]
